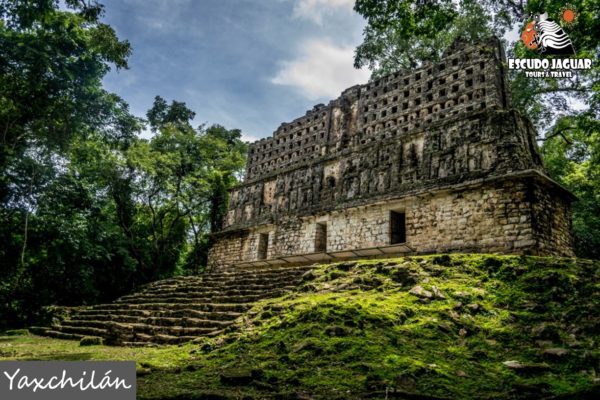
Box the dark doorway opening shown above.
[258,233,269,259]
[390,211,406,244]
[315,222,327,252]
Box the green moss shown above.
[79,336,103,346]
[3,329,30,336]
[1,254,598,399]
[0,334,194,369]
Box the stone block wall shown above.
[209,232,247,269]
[223,108,543,232]
[406,177,544,254]
[531,180,574,256]
[208,174,575,267]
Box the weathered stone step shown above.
[211,265,314,276]
[115,292,283,304]
[139,266,310,285]
[115,332,198,345]
[200,273,308,283]
[64,316,234,329]
[74,309,242,321]
[43,330,84,340]
[145,274,305,291]
[120,341,160,347]
[148,334,199,345]
[170,265,311,279]
[52,324,107,337]
[60,319,112,329]
[88,302,251,313]
[119,286,293,301]
[144,284,297,297]
[137,268,310,292]
[122,288,292,302]
[108,322,218,337]
[199,272,307,284]
[29,326,50,336]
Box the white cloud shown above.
[271,38,370,100]
[129,0,195,35]
[293,0,355,25]
[241,133,261,143]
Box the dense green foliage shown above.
[354,0,600,259]
[0,1,247,328]
[541,118,600,259]
[2,255,598,399]
[354,0,492,76]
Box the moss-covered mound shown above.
[143,254,599,399]
[2,255,599,399]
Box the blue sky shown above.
[100,0,369,141]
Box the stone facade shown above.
[208,38,575,268]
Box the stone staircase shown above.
[30,265,313,346]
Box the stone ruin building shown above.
[208,38,575,269]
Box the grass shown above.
[1,254,599,399]
[0,333,193,367]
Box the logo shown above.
[508,6,592,78]
[0,361,136,400]
[521,11,575,54]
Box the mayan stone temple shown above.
[209,38,575,269]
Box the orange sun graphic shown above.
[563,9,575,22]
[560,5,578,26]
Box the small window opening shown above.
[326,176,336,188]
